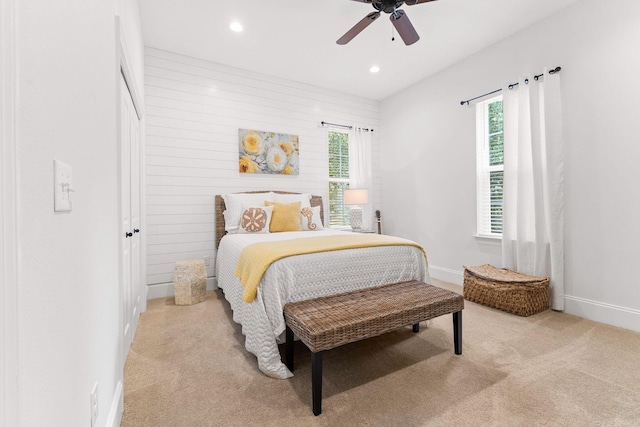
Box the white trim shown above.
[105,380,123,427]
[428,265,464,286]
[117,16,146,317]
[564,295,640,333]
[473,235,502,247]
[118,21,143,120]
[476,95,504,236]
[139,107,147,314]
[147,278,217,300]
[115,16,147,425]
[428,264,640,333]
[114,18,126,427]
[1,0,19,424]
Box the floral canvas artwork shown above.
[239,129,299,175]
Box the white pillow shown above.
[273,193,312,209]
[222,192,275,233]
[300,205,324,231]
[237,206,273,234]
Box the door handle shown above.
[133,228,140,233]
[125,232,133,238]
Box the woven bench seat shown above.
[283,280,464,415]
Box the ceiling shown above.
[139,0,583,100]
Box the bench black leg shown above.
[312,351,323,416]
[453,311,462,355]
[412,323,420,333]
[285,325,294,372]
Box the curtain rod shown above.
[460,66,561,106]
[321,121,374,132]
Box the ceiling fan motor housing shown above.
[372,0,406,14]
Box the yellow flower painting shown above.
[238,128,299,175]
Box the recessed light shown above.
[370,65,380,73]
[230,22,243,32]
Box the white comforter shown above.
[215,229,430,379]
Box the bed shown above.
[214,191,430,378]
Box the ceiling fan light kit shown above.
[337,0,437,46]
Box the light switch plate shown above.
[54,160,72,212]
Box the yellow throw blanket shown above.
[235,234,428,303]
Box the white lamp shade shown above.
[344,188,368,205]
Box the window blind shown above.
[328,131,350,227]
[476,96,504,236]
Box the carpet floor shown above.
[121,279,640,426]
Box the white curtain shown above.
[348,125,373,230]
[502,70,565,310]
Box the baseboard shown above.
[147,277,217,300]
[140,281,148,312]
[428,266,640,333]
[143,271,640,332]
[564,295,640,333]
[428,265,464,286]
[105,380,123,427]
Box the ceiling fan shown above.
[337,0,437,46]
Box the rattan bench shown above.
[283,280,464,415]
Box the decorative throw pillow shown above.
[238,206,273,234]
[273,193,312,209]
[300,205,324,231]
[222,192,275,233]
[264,201,302,232]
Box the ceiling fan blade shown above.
[348,0,373,2]
[336,11,381,45]
[390,9,420,45]
[405,0,437,5]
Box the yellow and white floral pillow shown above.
[300,206,324,231]
[238,206,273,234]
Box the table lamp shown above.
[344,188,368,230]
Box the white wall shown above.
[380,0,640,332]
[13,1,143,426]
[144,48,381,297]
[1,1,19,425]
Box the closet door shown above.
[120,72,141,355]
[130,99,141,338]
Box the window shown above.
[476,96,504,236]
[328,131,350,227]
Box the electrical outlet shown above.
[90,382,98,427]
[203,256,210,267]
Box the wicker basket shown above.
[463,264,549,317]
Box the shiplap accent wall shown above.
[144,48,382,297]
